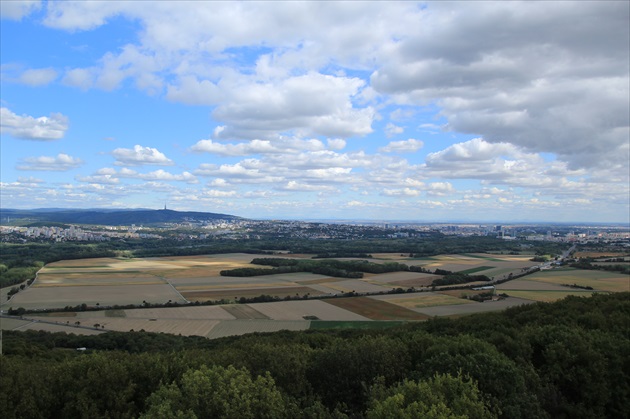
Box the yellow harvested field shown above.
[168,276,292,287]
[89,317,221,335]
[8,253,626,338]
[206,320,309,339]
[0,317,105,335]
[323,279,393,293]
[223,305,269,319]
[27,313,220,336]
[34,274,165,287]
[496,279,571,291]
[250,299,371,321]
[20,322,105,335]
[7,284,186,309]
[502,290,600,302]
[415,253,537,272]
[123,305,236,320]
[175,282,298,291]
[1,317,34,330]
[524,269,629,292]
[370,292,473,309]
[181,286,323,302]
[365,271,436,285]
[417,297,535,317]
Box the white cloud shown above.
[327,139,346,150]
[382,187,420,197]
[190,137,340,157]
[43,1,123,31]
[379,139,424,154]
[209,178,230,188]
[17,153,83,171]
[371,1,629,170]
[112,145,174,166]
[75,173,120,185]
[62,68,95,90]
[212,73,374,139]
[384,123,404,137]
[0,0,41,20]
[280,181,337,192]
[190,139,284,156]
[166,76,222,105]
[18,68,57,86]
[427,182,454,196]
[16,176,44,184]
[203,189,237,198]
[1,107,69,140]
[117,168,198,183]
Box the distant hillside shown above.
[0,208,241,226]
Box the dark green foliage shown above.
[221,258,415,278]
[570,258,630,274]
[367,373,497,418]
[1,293,628,418]
[430,269,491,286]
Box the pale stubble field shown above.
[4,252,624,338]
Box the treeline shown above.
[0,242,117,288]
[1,292,628,418]
[570,258,630,275]
[221,258,430,279]
[431,269,491,286]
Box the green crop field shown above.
[457,266,495,274]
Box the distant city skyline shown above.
[1,1,629,223]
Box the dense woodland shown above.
[1,292,629,418]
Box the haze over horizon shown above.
[1,1,629,223]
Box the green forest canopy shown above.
[1,292,628,418]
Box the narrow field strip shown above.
[223,305,270,319]
[457,266,495,274]
[205,319,309,339]
[324,297,429,320]
[502,290,603,302]
[371,293,474,309]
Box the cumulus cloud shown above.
[384,123,404,137]
[379,139,424,154]
[423,137,592,192]
[62,68,95,90]
[212,73,374,139]
[166,76,222,106]
[191,137,343,157]
[117,168,198,183]
[1,0,41,20]
[18,68,57,86]
[280,181,337,192]
[371,1,629,170]
[382,187,420,197]
[112,145,174,166]
[16,176,44,184]
[203,189,237,198]
[1,107,69,140]
[17,153,83,171]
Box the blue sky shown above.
[1,1,629,223]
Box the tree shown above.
[366,373,497,419]
[140,365,294,418]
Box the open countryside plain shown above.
[3,252,627,338]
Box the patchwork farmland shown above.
[2,252,627,338]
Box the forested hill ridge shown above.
[2,292,629,418]
[0,208,241,226]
